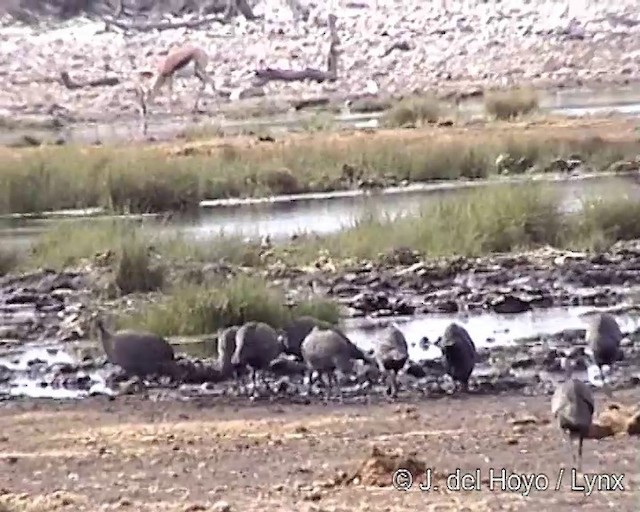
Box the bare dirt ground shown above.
[0,388,637,511]
[2,115,635,161]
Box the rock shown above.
[489,294,531,314]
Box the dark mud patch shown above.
[294,242,640,319]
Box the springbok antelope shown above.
[143,45,215,113]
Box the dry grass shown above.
[0,119,638,215]
[484,88,539,120]
[26,219,264,271]
[382,95,443,127]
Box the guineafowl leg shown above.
[334,371,345,403]
[598,365,606,385]
[382,371,392,397]
[235,369,246,396]
[561,430,575,467]
[390,370,399,399]
[577,435,584,472]
[250,368,258,397]
[263,370,277,396]
[305,370,314,396]
[324,372,333,402]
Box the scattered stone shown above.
[211,500,231,512]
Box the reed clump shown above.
[277,184,640,263]
[280,185,565,261]
[571,193,640,251]
[118,274,340,336]
[0,126,638,215]
[484,88,539,120]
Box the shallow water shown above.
[1,304,638,399]
[345,305,640,358]
[1,173,638,251]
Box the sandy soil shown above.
[2,115,637,160]
[0,388,637,512]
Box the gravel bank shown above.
[1,0,640,124]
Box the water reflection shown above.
[2,174,638,250]
[343,306,640,361]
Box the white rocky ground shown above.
[0,0,639,121]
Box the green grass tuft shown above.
[118,275,340,336]
[280,184,564,261]
[30,220,164,294]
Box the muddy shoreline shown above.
[2,241,640,402]
[4,241,640,344]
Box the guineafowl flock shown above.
[94,313,474,400]
[95,311,627,469]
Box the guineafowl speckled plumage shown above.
[231,321,283,395]
[436,322,476,392]
[280,316,334,359]
[300,325,362,400]
[373,323,409,398]
[95,316,181,381]
[551,359,595,470]
[585,312,622,392]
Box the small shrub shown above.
[300,112,335,132]
[383,96,442,127]
[180,123,225,141]
[348,97,393,113]
[484,88,539,120]
[30,220,128,269]
[261,168,303,195]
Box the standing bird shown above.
[300,326,363,400]
[144,45,215,113]
[280,315,334,360]
[373,323,409,398]
[231,321,283,396]
[94,316,182,382]
[215,325,240,380]
[551,358,595,471]
[585,312,622,393]
[435,322,477,392]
